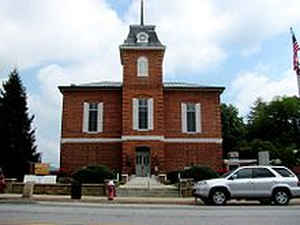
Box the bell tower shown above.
[120,0,166,136]
[119,0,166,174]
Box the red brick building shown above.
[59,6,225,176]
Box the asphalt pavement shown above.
[1,201,300,225]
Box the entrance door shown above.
[136,148,150,177]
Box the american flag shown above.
[291,28,300,75]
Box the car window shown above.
[253,168,275,178]
[233,168,252,179]
[272,168,295,177]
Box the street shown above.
[0,202,300,225]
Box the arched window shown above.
[137,56,148,77]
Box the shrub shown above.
[72,165,114,184]
[167,170,183,184]
[181,166,219,182]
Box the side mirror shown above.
[230,174,238,180]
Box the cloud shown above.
[229,69,298,116]
[0,0,126,70]
[125,0,300,75]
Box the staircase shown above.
[117,176,179,197]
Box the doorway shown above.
[136,147,150,177]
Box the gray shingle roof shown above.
[59,81,225,93]
[76,81,122,87]
[120,25,165,49]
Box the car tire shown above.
[210,189,227,205]
[273,189,290,206]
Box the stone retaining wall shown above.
[5,183,106,196]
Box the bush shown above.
[167,170,183,184]
[181,166,219,182]
[72,165,114,184]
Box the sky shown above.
[1,0,300,168]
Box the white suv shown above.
[193,166,300,205]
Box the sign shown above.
[23,175,57,184]
[258,151,270,165]
[34,163,49,175]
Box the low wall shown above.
[5,183,106,196]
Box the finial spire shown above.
[141,0,144,26]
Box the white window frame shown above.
[137,56,149,77]
[82,102,103,134]
[133,98,153,131]
[181,102,202,134]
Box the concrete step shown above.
[117,188,179,198]
[122,176,168,189]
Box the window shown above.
[272,168,295,177]
[88,103,98,132]
[187,103,196,132]
[233,168,252,179]
[138,99,148,129]
[83,102,103,133]
[181,103,201,133]
[133,98,153,130]
[253,168,275,178]
[136,32,149,43]
[137,57,148,77]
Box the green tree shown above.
[247,96,300,146]
[221,104,246,158]
[246,96,300,167]
[0,69,40,180]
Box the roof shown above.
[58,81,225,93]
[120,25,165,50]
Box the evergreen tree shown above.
[0,69,40,180]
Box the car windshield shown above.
[221,170,233,178]
[272,167,294,177]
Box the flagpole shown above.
[298,74,300,97]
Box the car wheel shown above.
[259,199,272,205]
[273,189,290,206]
[210,189,227,205]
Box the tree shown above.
[246,96,300,167]
[221,104,246,158]
[247,96,300,147]
[0,69,40,180]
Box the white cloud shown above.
[0,0,126,70]
[125,0,300,75]
[229,69,298,116]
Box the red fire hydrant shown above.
[0,169,6,194]
[107,180,116,200]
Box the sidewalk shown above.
[0,194,196,205]
[1,194,300,206]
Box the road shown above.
[0,202,300,225]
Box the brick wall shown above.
[60,143,122,173]
[163,90,222,139]
[61,90,122,138]
[122,49,165,136]
[165,143,223,172]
